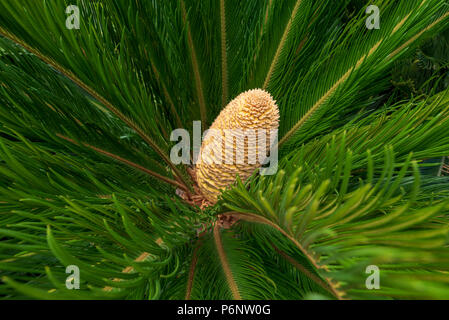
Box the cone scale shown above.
[196,89,279,203]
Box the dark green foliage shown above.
[1,0,449,300]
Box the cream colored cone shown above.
[196,89,279,203]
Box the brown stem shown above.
[271,243,343,299]
[180,0,208,127]
[0,26,190,191]
[56,134,187,191]
[221,211,322,270]
[221,211,345,298]
[185,237,204,300]
[213,222,241,299]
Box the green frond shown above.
[278,0,449,149]
[220,97,449,298]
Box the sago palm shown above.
[1,0,449,300]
